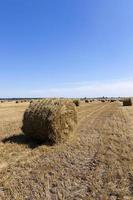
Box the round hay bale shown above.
[73,99,80,107]
[101,100,105,103]
[123,98,132,106]
[85,99,89,103]
[22,99,77,144]
[110,99,115,103]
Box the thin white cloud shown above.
[1,79,133,98]
[29,79,133,98]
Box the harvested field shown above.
[1,101,133,199]
[0,102,29,139]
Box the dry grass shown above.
[1,101,133,199]
[0,102,29,139]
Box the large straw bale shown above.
[22,99,77,143]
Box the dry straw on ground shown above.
[2,101,133,199]
[22,99,77,144]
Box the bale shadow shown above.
[2,133,52,149]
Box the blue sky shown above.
[0,0,133,98]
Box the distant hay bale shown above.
[110,100,115,103]
[22,99,77,144]
[123,98,132,106]
[73,99,80,107]
[85,100,89,103]
[16,101,19,103]
[101,100,105,102]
